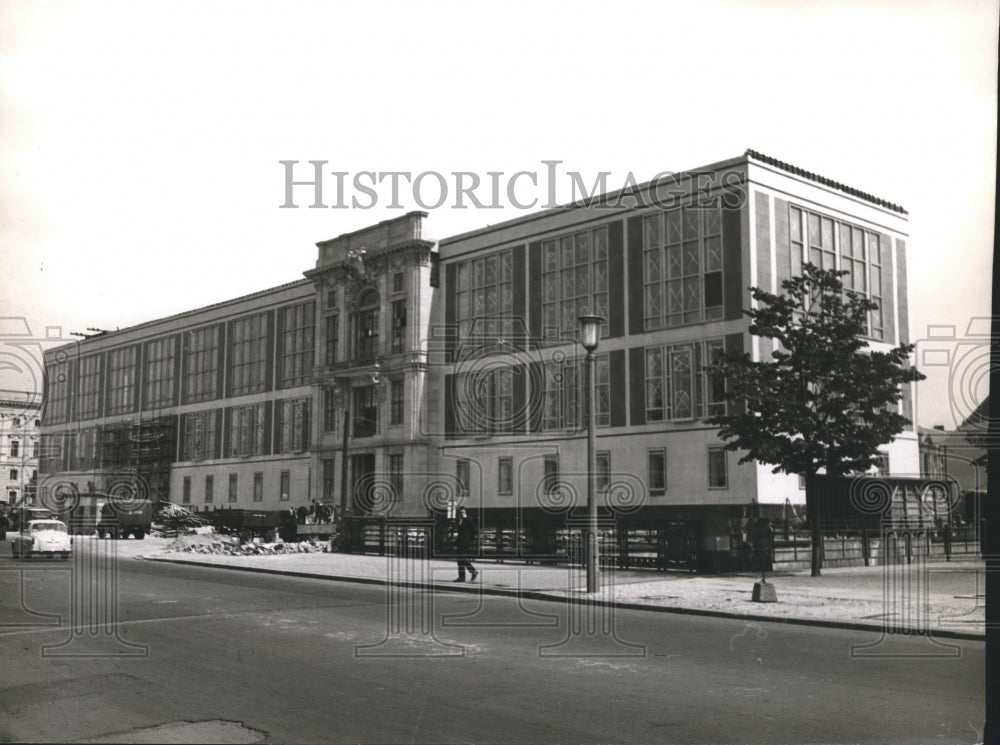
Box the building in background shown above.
[0,390,41,505]
[39,151,919,568]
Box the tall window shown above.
[44,361,70,424]
[280,302,314,387]
[648,449,666,495]
[321,457,336,501]
[277,398,311,453]
[253,471,264,502]
[645,339,726,421]
[205,475,214,504]
[498,457,513,496]
[184,325,220,403]
[323,387,339,432]
[9,440,18,457]
[541,227,609,341]
[456,367,513,434]
[643,204,723,329]
[230,313,268,396]
[182,476,191,504]
[325,314,339,366]
[594,355,610,426]
[455,250,513,342]
[352,385,377,438]
[391,300,407,353]
[543,359,579,431]
[107,347,137,415]
[388,453,403,499]
[596,451,611,491]
[229,403,265,457]
[183,410,218,461]
[280,470,291,502]
[144,337,176,408]
[708,446,728,488]
[543,455,559,494]
[390,379,404,426]
[353,289,380,361]
[77,354,103,419]
[456,459,470,496]
[228,473,238,503]
[789,206,885,340]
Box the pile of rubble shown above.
[166,533,330,556]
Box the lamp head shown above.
[577,314,604,353]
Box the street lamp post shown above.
[578,314,604,594]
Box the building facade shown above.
[39,151,919,563]
[428,150,918,562]
[0,391,41,505]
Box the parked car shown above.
[12,519,72,560]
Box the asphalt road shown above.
[0,543,986,744]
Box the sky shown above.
[1,0,996,429]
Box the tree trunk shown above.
[805,473,822,577]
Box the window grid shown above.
[645,340,726,422]
[77,355,103,420]
[790,205,885,340]
[183,410,218,461]
[45,362,70,424]
[643,205,723,329]
[230,313,268,396]
[455,250,513,342]
[184,325,219,403]
[281,302,315,387]
[280,470,290,501]
[228,474,238,503]
[106,347,137,415]
[541,227,609,341]
[144,337,176,409]
[205,475,214,504]
[278,398,311,453]
[228,403,265,457]
[456,367,513,434]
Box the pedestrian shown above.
[453,507,479,582]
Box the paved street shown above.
[0,538,986,744]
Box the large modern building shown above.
[39,150,919,567]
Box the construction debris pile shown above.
[155,502,211,535]
[165,533,329,556]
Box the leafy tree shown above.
[707,263,924,575]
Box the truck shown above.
[60,493,155,539]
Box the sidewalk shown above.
[114,535,985,639]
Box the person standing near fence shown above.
[453,508,479,582]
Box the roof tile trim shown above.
[745,149,907,215]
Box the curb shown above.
[141,555,986,642]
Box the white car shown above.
[11,519,72,560]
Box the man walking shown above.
[453,507,479,582]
